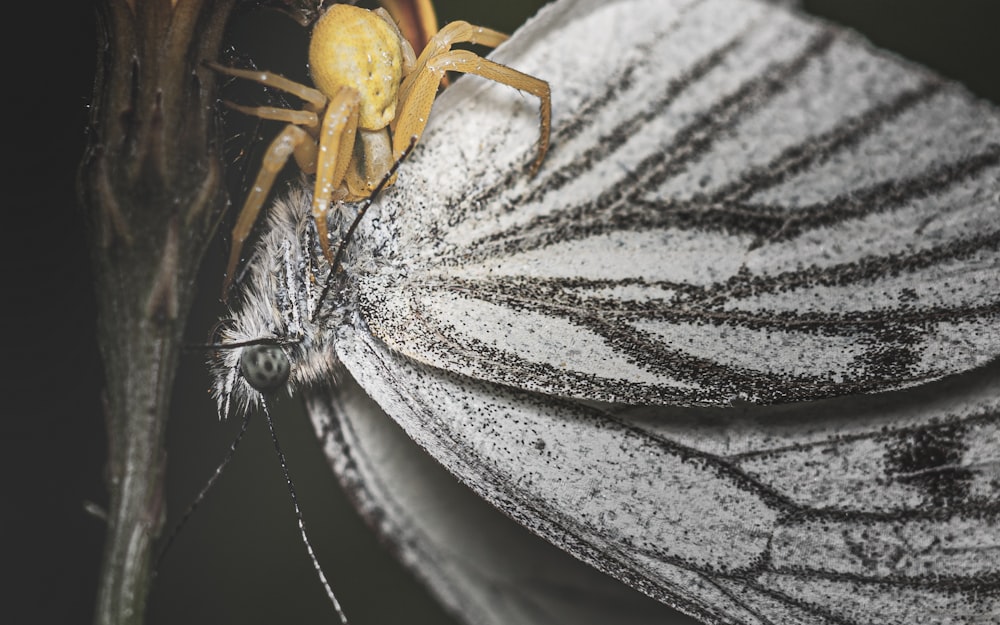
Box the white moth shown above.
[211,0,1000,623]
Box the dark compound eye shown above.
[240,344,291,392]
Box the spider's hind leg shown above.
[206,61,328,111]
[223,124,319,298]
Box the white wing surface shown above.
[307,376,699,625]
[352,0,1000,407]
[323,0,1000,622]
[324,327,1000,625]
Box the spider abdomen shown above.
[309,5,405,130]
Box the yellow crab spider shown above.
[211,4,552,296]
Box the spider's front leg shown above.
[310,86,362,263]
[394,48,551,174]
[397,20,508,108]
[390,19,551,176]
[223,124,320,297]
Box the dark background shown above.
[8,1,999,624]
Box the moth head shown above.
[210,322,344,421]
[206,316,295,418]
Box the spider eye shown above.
[240,344,290,392]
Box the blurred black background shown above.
[8,1,998,624]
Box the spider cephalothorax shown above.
[211,4,552,296]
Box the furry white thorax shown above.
[209,187,357,419]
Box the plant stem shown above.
[78,1,236,623]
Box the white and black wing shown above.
[293,0,1000,623]
[349,0,1000,407]
[307,373,697,625]
[314,327,999,625]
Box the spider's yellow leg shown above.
[223,125,319,298]
[222,103,319,129]
[414,21,508,69]
[397,21,509,112]
[206,61,327,111]
[394,49,551,174]
[312,86,362,262]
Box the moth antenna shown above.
[183,320,304,353]
[154,408,253,573]
[260,396,350,625]
[311,136,418,323]
[182,336,301,352]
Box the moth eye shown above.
[240,345,291,392]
